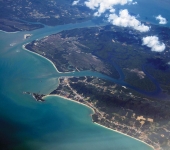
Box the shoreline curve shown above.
[43,94,155,150]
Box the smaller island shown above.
[24,34,32,39]
[23,92,45,102]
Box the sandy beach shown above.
[0,30,19,34]
[22,43,76,74]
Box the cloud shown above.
[72,0,80,5]
[128,0,137,5]
[84,0,132,16]
[83,0,149,32]
[81,0,165,52]
[142,36,166,52]
[155,15,167,24]
[132,2,137,5]
[108,9,150,32]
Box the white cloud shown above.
[84,0,133,16]
[81,0,165,52]
[108,9,150,32]
[142,36,166,52]
[72,0,80,6]
[128,0,137,5]
[83,0,149,32]
[156,15,167,24]
[132,2,137,5]
[110,8,115,13]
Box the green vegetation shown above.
[52,77,170,149]
[26,22,170,150]
[0,0,92,31]
[0,19,44,32]
[27,24,170,92]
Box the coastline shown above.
[94,123,155,150]
[43,94,155,150]
[43,94,95,114]
[23,42,156,150]
[22,33,160,150]
[0,29,19,34]
[22,43,76,74]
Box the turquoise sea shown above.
[1,0,170,149]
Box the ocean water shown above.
[0,20,154,150]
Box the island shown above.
[23,92,45,102]
[25,23,170,150]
